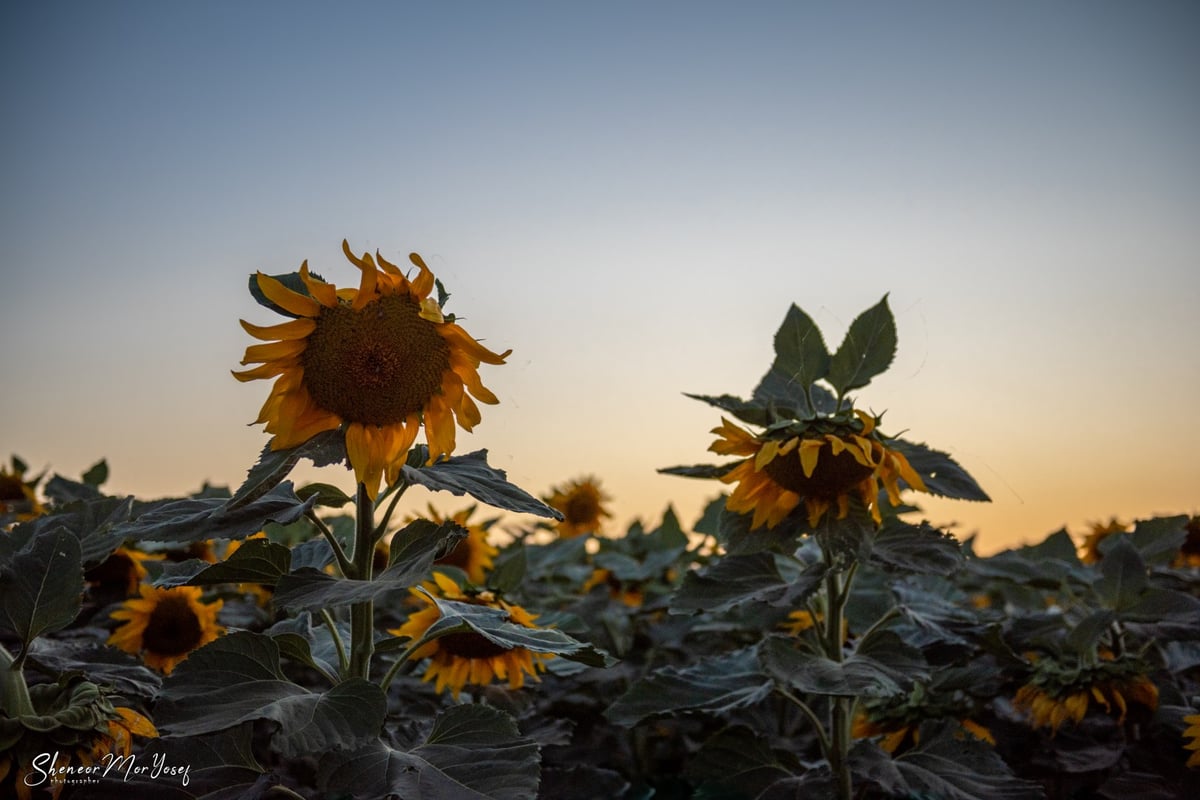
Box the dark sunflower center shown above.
[564,493,600,526]
[435,539,471,571]
[85,552,138,594]
[437,631,511,659]
[0,475,24,501]
[301,294,452,425]
[762,439,876,499]
[142,595,205,656]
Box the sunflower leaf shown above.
[683,392,774,427]
[228,430,346,511]
[318,704,541,800]
[893,721,1045,799]
[658,462,736,480]
[1094,537,1147,611]
[767,304,831,414]
[152,538,292,588]
[0,527,82,647]
[887,439,990,502]
[828,294,897,395]
[155,631,385,758]
[759,632,927,698]
[402,447,562,520]
[605,648,773,725]
[867,519,964,575]
[114,482,316,545]
[685,725,808,798]
[670,553,825,615]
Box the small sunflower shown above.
[85,546,164,597]
[545,476,612,538]
[0,457,44,522]
[1183,713,1200,768]
[107,584,224,674]
[390,572,552,699]
[582,568,644,608]
[1079,517,1130,564]
[711,410,927,530]
[1012,662,1158,734]
[233,241,511,500]
[420,505,500,584]
[782,609,821,635]
[851,713,993,754]
[1173,515,1200,569]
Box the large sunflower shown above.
[107,584,224,675]
[1012,656,1159,734]
[711,410,928,530]
[544,476,612,538]
[390,572,552,699]
[421,504,500,584]
[233,241,511,499]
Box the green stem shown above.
[307,509,354,578]
[347,483,376,681]
[379,639,425,692]
[373,480,409,540]
[823,559,855,800]
[1,644,36,718]
[777,687,831,760]
[320,608,350,676]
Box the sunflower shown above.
[85,546,164,597]
[851,713,993,754]
[233,241,511,500]
[582,568,644,608]
[1012,668,1158,733]
[1184,713,1200,768]
[545,476,612,538]
[107,584,224,674]
[1079,517,1129,564]
[711,410,928,530]
[224,532,273,606]
[390,572,553,699]
[0,457,43,522]
[420,504,500,584]
[1173,515,1200,569]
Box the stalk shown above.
[1,643,36,718]
[347,483,376,681]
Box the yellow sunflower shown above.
[390,572,553,699]
[711,410,928,530]
[0,458,43,522]
[1079,517,1129,564]
[1173,515,1200,569]
[1012,673,1158,734]
[1184,713,1200,768]
[107,584,224,675]
[544,476,612,538]
[85,546,164,597]
[233,241,511,500]
[582,568,644,608]
[851,713,993,754]
[419,504,500,584]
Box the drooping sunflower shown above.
[1012,656,1159,734]
[1079,517,1130,564]
[0,457,44,522]
[390,572,553,699]
[544,476,612,538]
[421,504,500,584]
[1184,713,1200,768]
[107,584,224,674]
[711,410,928,530]
[85,546,164,597]
[851,713,993,754]
[233,241,511,500]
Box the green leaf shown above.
[670,553,825,615]
[267,613,350,678]
[114,483,315,545]
[766,304,831,414]
[227,429,346,511]
[487,545,527,594]
[274,519,462,610]
[247,269,315,318]
[888,439,990,502]
[658,462,736,480]
[1064,609,1118,652]
[27,637,162,698]
[1122,515,1190,566]
[0,528,82,647]
[402,448,562,519]
[827,294,897,395]
[868,519,964,575]
[296,481,354,508]
[605,649,773,725]
[752,366,837,415]
[759,632,927,698]
[153,538,292,588]
[81,459,109,487]
[894,722,1045,799]
[1,496,135,567]
[1095,537,1147,611]
[686,726,805,798]
[155,632,385,758]
[41,474,104,504]
[1118,588,1200,638]
[319,704,541,800]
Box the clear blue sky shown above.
[3,1,1198,552]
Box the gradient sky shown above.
[3,1,1197,553]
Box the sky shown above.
[2,1,1197,554]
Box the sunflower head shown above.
[419,504,499,584]
[233,241,511,500]
[713,410,927,530]
[1079,517,1130,564]
[85,546,164,598]
[1173,515,1200,568]
[1183,713,1200,769]
[1013,653,1159,734]
[0,456,44,523]
[107,584,224,674]
[389,572,552,700]
[544,476,612,538]
[581,568,644,608]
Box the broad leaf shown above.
[227,429,347,511]
[827,294,896,395]
[894,722,1045,799]
[153,537,292,588]
[670,553,825,615]
[686,726,805,798]
[0,527,82,646]
[766,304,830,414]
[402,448,562,519]
[605,649,773,725]
[1095,537,1147,611]
[759,632,926,698]
[868,519,963,575]
[888,440,990,502]
[319,704,540,800]
[114,483,315,544]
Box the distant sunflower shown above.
[422,505,500,584]
[390,572,552,699]
[107,584,224,674]
[851,713,993,754]
[545,476,612,538]
[1173,515,1200,569]
[1013,661,1158,734]
[711,410,927,530]
[1184,713,1200,768]
[1079,517,1129,564]
[0,458,43,522]
[85,546,164,597]
[582,568,644,608]
[233,241,511,500]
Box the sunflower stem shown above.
[373,479,409,541]
[348,483,376,681]
[307,509,354,578]
[379,639,425,692]
[320,608,350,676]
[777,686,831,760]
[821,550,855,800]
[1,644,36,718]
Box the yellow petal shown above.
[239,317,317,341]
[799,439,823,478]
[300,261,339,308]
[255,272,321,317]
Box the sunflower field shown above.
[2,242,1198,800]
